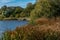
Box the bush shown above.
[2,20,60,40]
[30,0,60,19]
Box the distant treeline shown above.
[0,0,60,19]
[0,3,35,18]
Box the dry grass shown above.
[2,17,60,40]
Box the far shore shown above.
[0,17,31,21]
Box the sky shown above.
[0,0,36,8]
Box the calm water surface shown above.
[0,20,28,34]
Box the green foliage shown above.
[0,0,60,19]
[12,6,23,17]
[30,0,60,19]
[29,19,36,25]
[2,31,11,40]
[21,3,35,17]
[20,12,26,17]
[1,5,7,11]
[0,6,23,18]
[0,3,34,18]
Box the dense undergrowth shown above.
[1,17,60,40]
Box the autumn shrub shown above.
[2,26,60,40]
[2,18,60,40]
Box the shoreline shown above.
[0,18,31,21]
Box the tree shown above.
[20,12,26,17]
[22,3,34,17]
[1,6,23,17]
[1,5,7,11]
[12,6,23,17]
[30,0,60,19]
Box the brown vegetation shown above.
[3,17,60,40]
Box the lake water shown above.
[0,20,28,34]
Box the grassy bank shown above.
[1,17,60,40]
